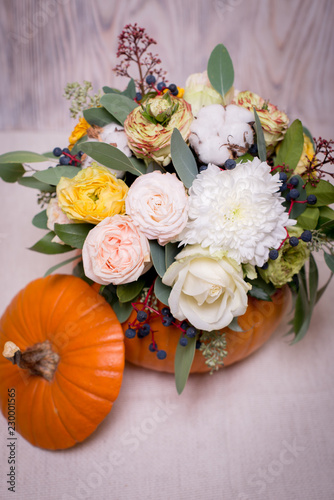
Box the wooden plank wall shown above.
[1,0,333,138]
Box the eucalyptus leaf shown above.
[228,317,244,332]
[44,254,81,277]
[0,163,25,183]
[165,242,179,269]
[73,260,94,285]
[248,286,272,301]
[292,268,310,343]
[117,279,145,303]
[103,86,121,94]
[308,253,318,312]
[112,300,133,323]
[29,231,74,254]
[32,210,48,229]
[317,206,334,227]
[207,43,234,97]
[324,252,334,273]
[149,240,166,278]
[303,126,315,149]
[296,207,319,230]
[306,179,334,207]
[121,79,136,99]
[316,273,333,304]
[54,223,93,249]
[71,135,88,156]
[83,107,116,127]
[100,94,138,125]
[253,109,267,162]
[170,128,198,188]
[18,176,56,192]
[154,277,171,305]
[34,166,79,186]
[174,335,196,395]
[274,119,304,170]
[0,150,57,164]
[81,141,145,176]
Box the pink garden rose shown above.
[125,171,189,245]
[82,215,151,285]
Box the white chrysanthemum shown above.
[179,158,296,267]
[189,104,254,166]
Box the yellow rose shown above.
[68,117,90,149]
[294,134,315,175]
[57,165,129,224]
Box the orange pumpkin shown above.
[0,275,124,450]
[123,286,290,373]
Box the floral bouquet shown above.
[1,24,334,399]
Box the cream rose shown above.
[125,171,189,245]
[162,245,251,331]
[46,197,73,244]
[82,215,151,285]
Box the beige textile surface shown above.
[1,0,334,498]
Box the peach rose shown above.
[82,215,151,285]
[125,171,189,245]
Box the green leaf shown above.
[0,163,25,182]
[18,176,56,192]
[43,151,58,159]
[253,108,267,162]
[116,279,145,303]
[228,317,244,332]
[170,128,198,188]
[83,107,116,127]
[308,253,318,312]
[165,242,179,269]
[296,207,319,230]
[100,94,138,125]
[128,156,147,176]
[71,134,88,156]
[32,210,48,229]
[29,231,74,254]
[207,43,234,98]
[54,223,93,249]
[316,273,333,304]
[317,206,334,227]
[236,153,254,164]
[286,175,306,219]
[306,179,334,207]
[44,254,81,277]
[112,300,133,323]
[103,86,121,94]
[154,277,171,305]
[34,166,79,186]
[149,240,166,278]
[248,286,272,301]
[121,79,136,99]
[174,335,196,395]
[274,119,304,170]
[73,260,93,285]
[0,150,57,164]
[324,252,334,273]
[81,141,145,176]
[303,126,315,149]
[292,267,311,343]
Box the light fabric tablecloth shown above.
[0,133,333,500]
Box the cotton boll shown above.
[193,137,231,166]
[225,104,254,124]
[224,123,254,153]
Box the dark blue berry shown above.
[157,350,167,360]
[179,337,188,347]
[289,236,299,247]
[53,147,62,157]
[248,143,258,155]
[125,328,136,339]
[286,192,291,203]
[162,316,173,327]
[59,156,70,165]
[261,262,269,270]
[135,92,142,101]
[137,310,148,322]
[161,307,170,316]
[199,165,208,172]
[62,148,70,155]
[289,176,299,187]
[279,172,288,182]
[307,194,317,205]
[168,84,177,93]
[186,326,196,338]
[141,323,151,334]
[146,74,156,85]
[279,182,287,192]
[224,159,236,170]
[149,342,157,352]
[269,249,279,260]
[138,327,150,338]
[157,82,166,91]
[289,189,300,200]
[301,230,312,242]
[77,151,84,158]
[196,340,202,350]
[181,321,189,331]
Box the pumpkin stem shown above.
[2,340,60,382]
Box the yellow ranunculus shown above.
[294,134,315,175]
[68,117,90,150]
[57,165,129,224]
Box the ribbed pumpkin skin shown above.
[0,275,124,450]
[123,287,290,373]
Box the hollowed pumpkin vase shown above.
[122,286,290,374]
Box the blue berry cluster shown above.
[125,308,167,361]
[53,146,82,166]
[264,230,313,267]
[279,173,317,206]
[141,74,179,96]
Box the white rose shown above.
[125,171,189,246]
[162,245,251,331]
[46,198,73,244]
